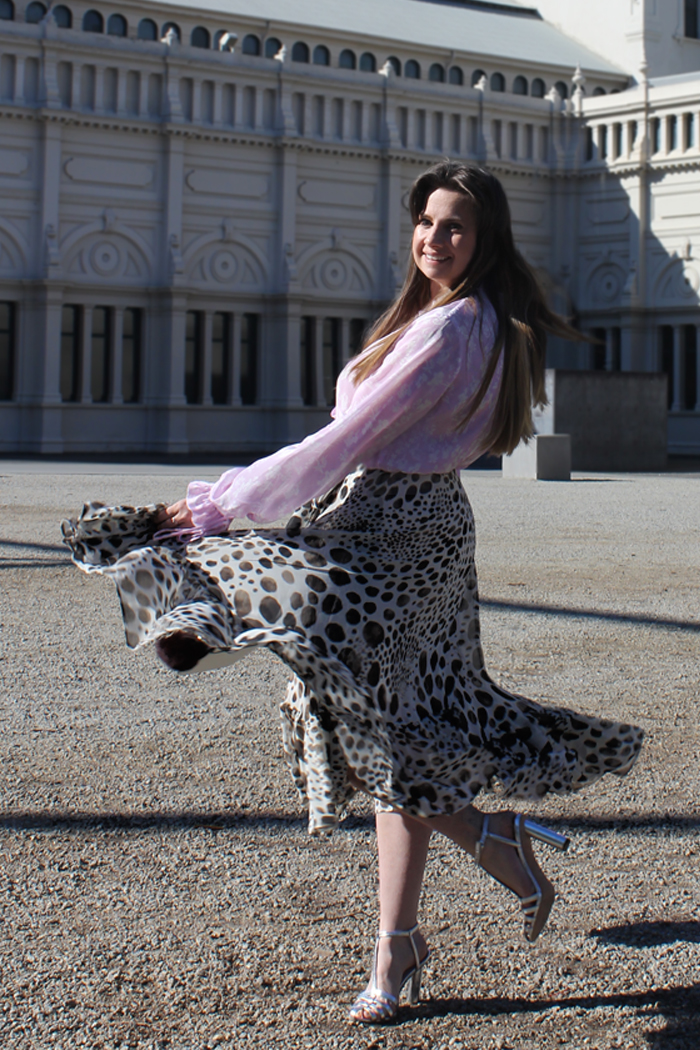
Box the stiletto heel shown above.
[522,818,570,852]
[348,924,430,1024]
[475,813,567,943]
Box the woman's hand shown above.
[156,498,195,529]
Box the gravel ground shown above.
[1,465,698,1050]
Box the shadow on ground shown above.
[413,984,700,1049]
[1,809,698,833]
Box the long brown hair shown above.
[351,161,581,456]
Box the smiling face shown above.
[412,187,478,297]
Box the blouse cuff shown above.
[186,480,232,535]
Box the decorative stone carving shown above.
[64,157,154,188]
[60,219,154,283]
[183,225,268,288]
[283,242,298,283]
[169,234,184,276]
[298,181,375,208]
[298,237,374,296]
[656,256,700,301]
[0,220,29,275]
[185,170,269,199]
[587,261,626,303]
[0,149,30,178]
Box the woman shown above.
[63,162,643,1025]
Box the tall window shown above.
[25,1,45,23]
[359,52,376,73]
[660,326,674,408]
[137,18,157,41]
[686,0,699,38]
[82,9,103,32]
[240,313,258,405]
[300,316,315,406]
[0,301,15,400]
[122,308,141,403]
[60,305,81,402]
[91,307,111,402]
[322,318,340,405]
[349,318,366,357]
[683,325,697,409]
[185,310,203,404]
[242,33,261,55]
[591,328,607,371]
[211,311,230,404]
[609,327,621,372]
[53,5,71,28]
[0,1,14,21]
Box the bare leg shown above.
[350,810,431,1021]
[354,804,555,1015]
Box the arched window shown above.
[25,1,46,23]
[555,80,569,99]
[137,17,156,40]
[313,44,329,65]
[0,0,13,20]
[593,86,606,96]
[242,33,260,55]
[161,21,180,41]
[387,56,401,76]
[190,26,210,48]
[339,48,356,69]
[531,77,545,98]
[405,59,421,79]
[82,9,103,31]
[359,52,376,72]
[264,36,282,58]
[513,75,528,95]
[53,4,71,27]
[291,41,309,62]
[448,66,463,86]
[429,63,444,82]
[490,72,505,92]
[107,13,127,37]
[471,68,486,87]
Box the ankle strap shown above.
[377,923,421,970]
[474,814,489,865]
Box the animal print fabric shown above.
[62,469,643,835]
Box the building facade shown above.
[0,0,698,457]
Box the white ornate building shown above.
[0,0,698,457]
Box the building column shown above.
[111,308,124,404]
[230,311,242,406]
[604,328,613,372]
[314,315,325,407]
[213,80,222,125]
[81,306,93,403]
[192,78,202,123]
[672,324,684,411]
[340,317,351,366]
[202,310,214,406]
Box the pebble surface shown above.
[1,465,698,1050]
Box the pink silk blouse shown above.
[186,294,502,533]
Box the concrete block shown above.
[502,433,571,480]
[533,370,667,471]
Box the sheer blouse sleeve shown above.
[186,301,478,531]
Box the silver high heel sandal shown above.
[348,923,430,1025]
[475,814,570,943]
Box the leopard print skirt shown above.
[62,469,643,834]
